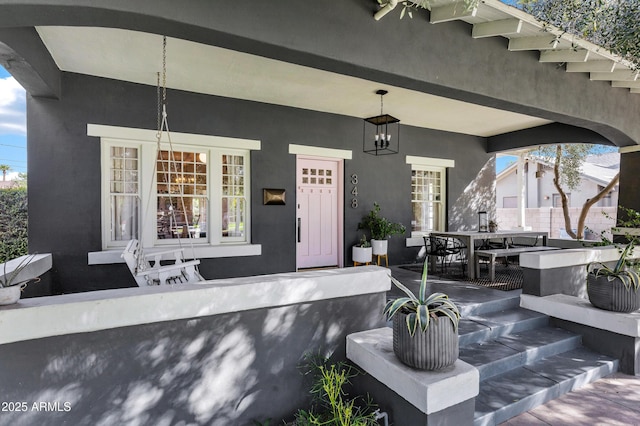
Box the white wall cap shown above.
[347,328,479,415]
[0,266,390,345]
[0,254,52,285]
[520,246,635,270]
[521,294,640,337]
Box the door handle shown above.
[297,218,301,243]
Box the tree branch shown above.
[552,145,576,239]
[576,172,620,239]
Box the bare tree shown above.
[536,144,619,240]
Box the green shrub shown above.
[293,355,378,426]
[0,188,28,263]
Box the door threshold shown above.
[297,265,340,272]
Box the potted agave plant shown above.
[383,261,460,370]
[0,254,39,305]
[587,241,640,313]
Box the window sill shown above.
[88,244,262,265]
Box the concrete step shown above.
[460,326,582,380]
[458,292,521,317]
[459,307,549,347]
[457,299,619,426]
[473,347,618,426]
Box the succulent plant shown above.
[383,261,460,337]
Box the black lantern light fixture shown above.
[363,89,400,156]
[478,211,488,233]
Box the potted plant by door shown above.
[352,234,373,265]
[587,241,640,313]
[383,261,460,370]
[358,202,406,256]
[0,254,39,305]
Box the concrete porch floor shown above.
[389,265,640,426]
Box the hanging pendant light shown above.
[363,89,400,156]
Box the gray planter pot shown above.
[352,246,372,264]
[0,286,21,305]
[587,274,640,313]
[392,311,458,370]
[371,239,388,256]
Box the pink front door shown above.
[296,157,339,269]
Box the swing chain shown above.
[162,36,167,104]
[156,72,161,135]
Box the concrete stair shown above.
[458,294,619,426]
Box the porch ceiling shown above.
[35,25,551,138]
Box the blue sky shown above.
[0,65,27,177]
[496,155,517,173]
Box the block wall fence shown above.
[496,207,616,240]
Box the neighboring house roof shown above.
[0,180,17,189]
[496,152,620,187]
[581,152,620,187]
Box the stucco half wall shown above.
[0,266,391,424]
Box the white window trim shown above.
[406,155,454,247]
[288,144,352,160]
[101,139,142,249]
[88,124,261,264]
[406,155,454,169]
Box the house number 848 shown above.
[351,174,358,208]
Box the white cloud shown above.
[0,76,26,136]
[5,172,21,180]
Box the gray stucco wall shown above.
[27,73,491,293]
[0,292,386,425]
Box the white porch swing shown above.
[121,36,204,286]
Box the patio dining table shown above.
[428,230,549,280]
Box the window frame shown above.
[405,155,455,247]
[101,140,142,248]
[552,193,571,208]
[89,124,261,263]
[411,164,447,237]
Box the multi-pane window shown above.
[156,150,208,241]
[108,146,139,242]
[222,154,245,239]
[411,167,445,234]
[102,141,250,249]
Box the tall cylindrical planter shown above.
[371,239,388,256]
[393,312,459,370]
[587,275,640,313]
